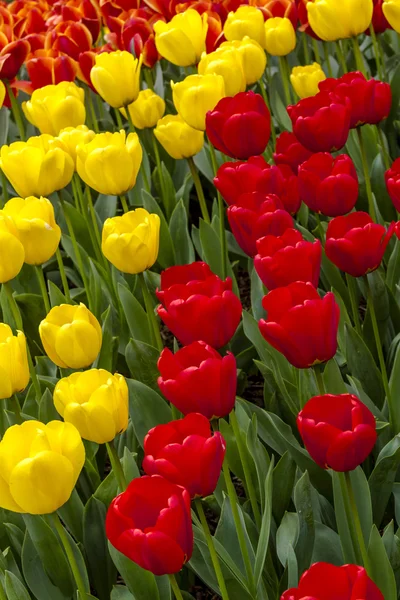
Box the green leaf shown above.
[349,467,373,544]
[369,435,400,527]
[4,570,31,600]
[93,306,117,372]
[367,525,397,600]
[48,280,68,307]
[142,190,175,267]
[276,513,299,567]
[272,452,296,522]
[111,586,135,600]
[293,471,315,574]
[169,199,195,265]
[246,415,271,509]
[21,530,66,600]
[127,379,171,446]
[108,543,160,600]
[57,490,84,544]
[125,339,160,391]
[323,359,347,394]
[62,201,96,259]
[311,523,343,566]
[39,387,60,423]
[118,283,152,345]
[254,459,274,587]
[332,472,358,564]
[84,497,116,600]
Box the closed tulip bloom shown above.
[288,91,351,152]
[290,63,326,98]
[0,81,5,109]
[122,89,165,130]
[57,125,95,166]
[262,0,298,27]
[259,281,339,368]
[156,262,242,348]
[371,0,391,33]
[198,48,246,97]
[298,153,359,216]
[220,38,267,85]
[77,131,142,196]
[273,131,313,174]
[172,74,226,131]
[54,369,129,444]
[0,324,29,399]
[0,40,30,81]
[385,158,400,211]
[157,341,237,419]
[106,475,193,575]
[0,135,74,198]
[91,51,142,108]
[256,162,301,214]
[206,91,271,159]
[255,228,322,289]
[154,9,208,66]
[224,6,266,46]
[0,420,85,514]
[383,0,400,31]
[22,82,86,137]
[0,216,25,283]
[325,212,395,277]
[3,196,61,265]
[282,562,383,600]
[143,413,226,498]
[264,17,296,56]
[154,115,204,159]
[307,0,374,41]
[297,394,377,471]
[102,208,160,274]
[39,303,102,369]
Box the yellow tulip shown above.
[57,125,95,166]
[0,81,5,109]
[0,215,25,283]
[3,196,61,265]
[224,6,266,47]
[76,130,142,196]
[290,63,326,98]
[197,47,246,97]
[220,38,267,85]
[102,208,160,274]
[154,9,208,67]
[383,0,400,32]
[154,115,204,159]
[171,74,225,131]
[0,420,84,514]
[307,0,373,41]
[0,324,29,399]
[22,82,86,137]
[39,303,102,369]
[54,369,129,444]
[91,50,142,108]
[0,135,74,198]
[264,17,296,56]
[121,89,165,130]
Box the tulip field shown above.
[1,0,400,599]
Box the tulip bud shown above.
[122,89,165,129]
[220,38,267,85]
[77,130,142,196]
[57,125,95,166]
[0,324,29,399]
[224,6,266,47]
[102,208,160,274]
[385,158,400,212]
[154,9,208,66]
[154,115,204,159]
[54,369,129,444]
[383,0,400,31]
[91,50,142,108]
[171,74,226,131]
[290,62,326,98]
[39,303,102,369]
[264,17,296,56]
[0,215,25,283]
[198,47,246,97]
[307,0,373,40]
[0,420,85,514]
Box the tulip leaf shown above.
[293,471,315,574]
[127,379,171,446]
[4,570,31,600]
[21,530,67,600]
[48,279,68,307]
[322,359,347,395]
[118,283,152,345]
[368,525,397,600]
[250,262,265,322]
[254,458,274,587]
[111,586,135,600]
[141,190,175,266]
[276,512,299,567]
[125,339,160,391]
[108,543,160,600]
[193,147,214,182]
[332,472,359,564]
[0,108,10,146]
[4,523,24,559]
[369,435,400,528]
[246,415,271,509]
[84,497,116,600]
[272,452,296,522]
[311,523,343,566]
[169,199,195,265]
[61,202,97,259]
[57,490,84,544]
[95,194,118,223]
[93,306,118,372]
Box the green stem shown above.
[152,134,170,215]
[303,34,310,64]
[11,394,22,423]
[357,128,377,222]
[114,107,124,130]
[369,24,384,80]
[278,56,291,106]
[56,248,71,303]
[51,513,89,600]
[335,41,348,73]
[337,472,364,565]
[376,126,391,169]
[87,92,99,134]
[312,38,321,63]
[314,365,325,395]
[35,266,51,314]
[120,194,129,214]
[351,36,367,77]
[344,471,371,571]
[124,104,136,133]
[194,498,230,600]
[230,409,262,529]
[138,272,163,352]
[5,81,25,141]
[85,185,104,263]
[168,574,184,600]
[346,273,361,335]
[272,357,298,416]
[1,169,8,206]
[208,142,228,280]
[323,43,333,77]
[144,68,154,90]
[106,441,127,492]
[187,157,211,224]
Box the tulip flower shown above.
[256,163,301,214]
[154,9,208,66]
[156,262,242,348]
[157,341,237,419]
[121,14,159,68]
[0,215,25,283]
[219,38,267,85]
[371,0,391,32]
[106,475,193,575]
[197,47,246,97]
[0,39,29,80]
[262,0,298,27]
[102,208,160,275]
[290,63,326,98]
[298,152,359,216]
[0,420,85,514]
[57,125,96,167]
[76,131,143,196]
[306,0,374,41]
[383,0,400,31]
[0,324,29,399]
[385,158,400,212]
[54,369,129,444]
[273,131,313,174]
[3,196,61,265]
[172,74,226,131]
[224,5,266,45]
[264,17,296,55]
[143,413,226,497]
[259,281,339,368]
[325,212,396,277]
[282,562,383,599]
[39,303,102,369]
[297,394,377,471]
[26,52,78,92]
[154,115,204,159]
[122,89,165,130]
[91,50,142,108]
[0,135,74,198]
[254,228,322,289]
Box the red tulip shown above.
[254,228,321,289]
[368,0,391,34]
[385,158,400,212]
[287,91,351,153]
[319,72,392,128]
[52,21,93,61]
[157,341,237,419]
[106,475,193,576]
[296,0,320,38]
[282,562,383,600]
[259,282,339,369]
[297,394,377,472]
[325,212,396,277]
[26,50,77,90]
[298,152,358,217]
[143,413,226,498]
[156,262,242,348]
[273,131,313,175]
[256,163,301,214]
[0,39,30,80]
[206,91,271,160]
[228,192,293,257]
[121,14,160,68]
